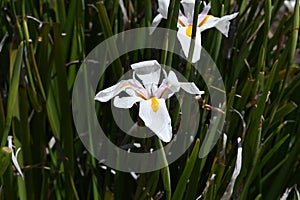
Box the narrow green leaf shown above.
[96,1,123,80]
[0,93,5,134]
[1,42,23,147]
[0,147,11,177]
[172,139,200,200]
[156,139,171,200]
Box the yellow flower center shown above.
[198,15,212,27]
[186,25,193,37]
[151,97,159,112]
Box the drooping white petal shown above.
[157,0,170,18]
[163,71,204,97]
[139,98,172,142]
[198,13,238,37]
[177,27,202,63]
[131,60,161,87]
[215,13,239,37]
[150,14,164,34]
[114,96,143,108]
[180,82,204,95]
[95,80,134,102]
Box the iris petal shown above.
[131,60,161,87]
[150,14,164,34]
[181,0,196,21]
[114,96,143,108]
[177,27,202,63]
[157,0,170,18]
[139,99,172,142]
[198,13,239,37]
[95,80,134,102]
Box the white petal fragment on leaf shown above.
[221,137,242,200]
[139,98,172,142]
[7,136,24,179]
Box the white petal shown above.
[284,0,296,12]
[131,60,161,87]
[198,13,238,37]
[181,0,195,20]
[180,82,204,95]
[95,80,134,102]
[198,16,219,31]
[167,71,179,85]
[166,71,204,95]
[8,135,13,149]
[178,11,189,27]
[139,98,172,142]
[157,0,170,18]
[163,71,181,98]
[214,13,238,37]
[7,136,24,179]
[221,137,242,200]
[11,148,24,179]
[177,27,192,59]
[154,79,171,99]
[113,96,143,108]
[150,14,164,34]
[177,27,202,63]
[192,29,202,63]
[197,2,211,25]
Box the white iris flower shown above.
[150,1,238,63]
[178,1,238,63]
[94,60,204,142]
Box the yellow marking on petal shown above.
[138,94,148,100]
[151,97,159,112]
[120,83,130,89]
[198,15,212,27]
[186,25,193,37]
[178,19,185,27]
